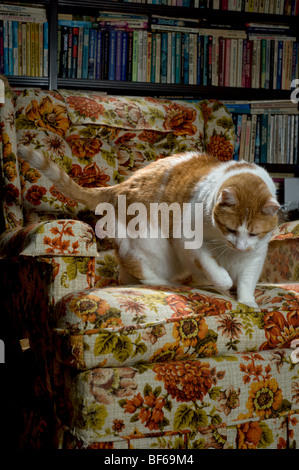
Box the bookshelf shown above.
[1,0,299,184]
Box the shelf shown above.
[57,79,294,100]
[7,77,50,88]
[58,1,298,28]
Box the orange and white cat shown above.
[18,147,279,308]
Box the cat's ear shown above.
[218,188,237,206]
[261,197,280,216]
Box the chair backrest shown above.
[0,75,235,232]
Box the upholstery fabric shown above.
[0,74,298,449]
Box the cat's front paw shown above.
[212,268,233,292]
[238,297,258,309]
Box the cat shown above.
[18,146,279,308]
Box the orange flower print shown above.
[172,316,208,347]
[237,422,263,449]
[69,294,109,322]
[5,183,19,206]
[149,342,190,364]
[123,391,166,431]
[66,95,105,120]
[153,360,217,402]
[68,163,110,188]
[206,134,234,161]
[2,132,12,158]
[3,161,17,181]
[260,310,299,350]
[200,101,213,123]
[163,102,197,136]
[246,378,283,419]
[166,292,232,318]
[66,135,102,161]
[49,186,77,207]
[24,96,70,137]
[25,185,46,206]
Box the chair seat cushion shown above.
[53,283,299,370]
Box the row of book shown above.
[123,0,299,15]
[223,100,299,164]
[0,3,48,76]
[57,14,299,89]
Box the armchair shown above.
[0,74,299,449]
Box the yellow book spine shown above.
[26,23,31,76]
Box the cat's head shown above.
[213,173,279,252]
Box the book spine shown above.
[121,31,128,81]
[94,29,102,80]
[26,23,30,76]
[101,30,109,80]
[132,30,138,82]
[276,40,283,89]
[115,29,122,81]
[161,32,167,83]
[60,25,68,78]
[67,26,73,78]
[12,21,18,75]
[77,27,83,79]
[147,32,152,82]
[260,113,268,163]
[224,38,231,86]
[151,32,156,82]
[71,27,78,79]
[196,34,201,84]
[88,28,96,79]
[155,32,161,83]
[0,21,4,74]
[127,31,133,82]
[183,33,189,85]
[82,27,89,79]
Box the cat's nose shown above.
[235,240,249,251]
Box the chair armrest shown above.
[0,219,98,257]
[260,221,299,283]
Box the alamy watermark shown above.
[290,79,299,104]
[95,195,203,249]
[0,339,4,363]
[0,78,4,104]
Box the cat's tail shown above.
[18,146,112,210]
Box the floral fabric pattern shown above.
[1,75,299,449]
[52,284,299,370]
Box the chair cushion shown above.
[53,284,299,370]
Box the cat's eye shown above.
[249,233,258,237]
[226,228,237,235]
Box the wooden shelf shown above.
[57,78,294,100]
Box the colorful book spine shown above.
[88,28,96,79]
[82,27,89,79]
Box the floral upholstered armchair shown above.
[0,73,299,450]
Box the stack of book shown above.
[209,0,299,15]
[223,100,299,164]
[57,13,299,88]
[0,3,48,77]
[121,0,299,14]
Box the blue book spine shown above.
[8,21,13,75]
[43,22,48,77]
[161,32,167,84]
[291,41,298,82]
[121,31,128,81]
[58,20,92,28]
[88,28,96,79]
[82,27,89,79]
[233,114,243,161]
[0,22,4,74]
[3,21,9,75]
[276,40,283,90]
[175,32,181,84]
[203,35,209,86]
[115,29,122,81]
[95,30,102,79]
[108,29,116,80]
[12,21,18,75]
[151,33,156,83]
[183,33,189,85]
[171,32,176,84]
